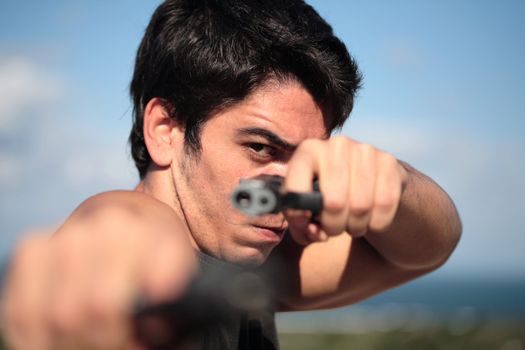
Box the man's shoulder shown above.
[63,190,182,230]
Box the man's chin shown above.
[226,245,274,268]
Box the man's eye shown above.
[248,143,277,158]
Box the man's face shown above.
[172,81,328,266]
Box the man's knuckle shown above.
[346,217,368,236]
[370,216,391,232]
[328,137,350,161]
[349,197,373,215]
[369,223,385,233]
[326,227,345,236]
[323,196,346,213]
[323,221,346,236]
[379,152,397,167]
[375,195,396,212]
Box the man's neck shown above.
[136,168,201,253]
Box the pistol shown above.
[231,175,323,216]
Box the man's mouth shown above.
[252,225,286,241]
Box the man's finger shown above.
[318,136,350,236]
[285,209,314,245]
[369,155,403,233]
[345,144,377,236]
[285,140,321,243]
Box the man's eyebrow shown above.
[236,127,297,151]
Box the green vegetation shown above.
[1,321,523,349]
[279,322,525,350]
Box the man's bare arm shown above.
[271,158,461,311]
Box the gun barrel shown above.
[231,176,323,216]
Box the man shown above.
[1,0,461,349]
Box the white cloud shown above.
[0,56,64,132]
[341,119,434,159]
[62,147,136,187]
[0,55,136,189]
[0,152,23,187]
[0,55,136,252]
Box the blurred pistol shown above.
[231,175,323,216]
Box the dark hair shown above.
[130,0,362,179]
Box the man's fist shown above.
[1,191,197,350]
[284,136,408,244]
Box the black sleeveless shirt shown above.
[194,251,279,350]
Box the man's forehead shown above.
[234,82,330,139]
[235,111,329,142]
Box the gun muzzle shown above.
[231,175,323,216]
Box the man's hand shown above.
[0,191,197,350]
[284,136,408,245]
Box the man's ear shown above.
[143,98,183,167]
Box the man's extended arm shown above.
[269,141,461,311]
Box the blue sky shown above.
[1,1,524,279]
